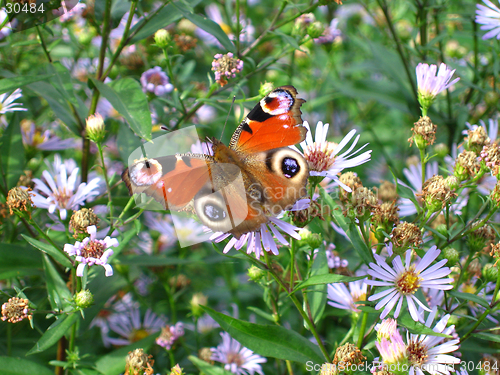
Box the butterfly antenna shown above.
[220,96,236,140]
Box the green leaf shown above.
[42,255,72,311]
[0,244,42,279]
[129,0,201,43]
[293,274,366,293]
[118,255,194,266]
[0,74,54,94]
[189,356,234,375]
[22,234,72,268]
[203,306,324,364]
[448,291,490,309]
[398,313,451,338]
[173,2,235,52]
[117,123,142,164]
[29,81,81,136]
[305,249,329,325]
[27,313,79,355]
[320,187,373,263]
[90,78,152,141]
[472,332,500,343]
[94,335,156,375]
[0,114,26,189]
[0,356,54,375]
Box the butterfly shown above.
[122,86,309,239]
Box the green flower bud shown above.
[86,113,106,144]
[74,289,94,309]
[247,265,265,282]
[434,143,449,158]
[154,29,171,49]
[307,21,325,39]
[441,247,459,265]
[482,264,499,282]
[190,293,207,318]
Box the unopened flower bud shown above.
[86,113,105,144]
[259,82,274,97]
[74,289,94,308]
[190,293,207,318]
[154,29,171,49]
[376,318,398,340]
[299,228,322,249]
[307,21,325,39]
[247,265,265,282]
[434,143,449,158]
[441,247,459,265]
[444,175,459,191]
[482,263,498,282]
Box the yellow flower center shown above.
[407,339,428,367]
[226,351,244,367]
[396,267,421,295]
[81,241,106,259]
[130,328,150,343]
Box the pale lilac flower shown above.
[196,313,219,334]
[476,0,500,40]
[405,307,461,374]
[32,157,101,220]
[59,2,86,22]
[196,104,217,124]
[416,63,460,100]
[143,212,177,252]
[290,121,372,192]
[376,329,406,365]
[0,9,14,40]
[211,332,266,375]
[106,306,167,346]
[314,18,342,44]
[0,89,27,114]
[366,245,454,322]
[64,225,118,277]
[140,66,173,96]
[327,278,368,313]
[210,200,308,259]
[190,139,214,155]
[21,121,78,151]
[212,53,244,84]
[211,217,301,259]
[156,322,185,350]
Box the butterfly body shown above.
[122,86,309,239]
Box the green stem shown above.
[235,0,240,55]
[162,48,186,114]
[290,238,296,289]
[285,360,294,375]
[107,196,135,236]
[97,143,114,228]
[168,349,176,368]
[357,311,368,349]
[420,146,426,190]
[7,324,11,356]
[36,25,52,63]
[461,270,500,342]
[29,218,74,265]
[417,0,428,60]
[260,253,331,362]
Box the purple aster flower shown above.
[31,156,101,220]
[211,332,266,375]
[366,245,454,322]
[64,225,118,277]
[140,66,174,96]
[106,306,166,346]
[416,63,460,111]
[0,89,27,114]
[21,120,78,151]
[156,322,185,350]
[314,19,342,44]
[0,9,14,40]
[476,0,500,40]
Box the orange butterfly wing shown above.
[228,85,307,153]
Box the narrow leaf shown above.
[42,255,72,311]
[293,274,366,293]
[203,306,324,364]
[0,115,26,189]
[306,249,329,325]
[0,74,54,94]
[0,356,54,375]
[22,234,72,268]
[27,313,79,355]
[448,291,490,309]
[399,313,451,338]
[472,332,500,343]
